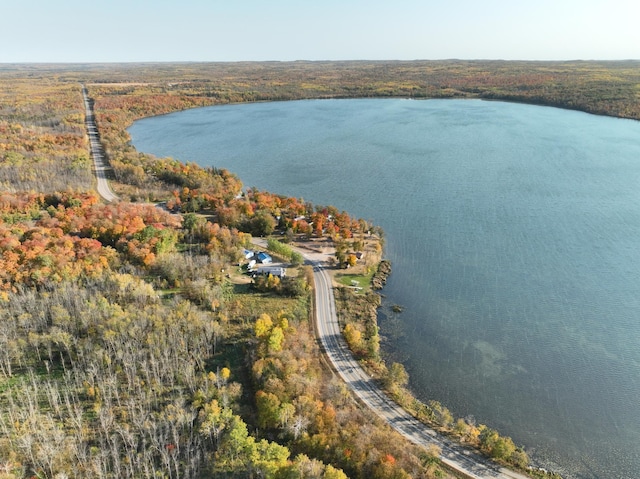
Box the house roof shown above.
[256,266,286,277]
[256,252,272,262]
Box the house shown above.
[256,266,286,278]
[256,252,272,264]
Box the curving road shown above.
[80,82,526,477]
[285,242,531,479]
[82,85,118,202]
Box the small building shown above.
[256,252,273,264]
[243,249,255,259]
[256,266,286,278]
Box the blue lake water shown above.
[130,99,640,479]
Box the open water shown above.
[130,99,640,479]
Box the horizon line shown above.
[2,58,640,66]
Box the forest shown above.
[2,59,633,478]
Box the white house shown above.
[256,266,286,278]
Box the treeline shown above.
[5,60,636,116]
[0,191,247,293]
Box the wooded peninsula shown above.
[1,60,638,479]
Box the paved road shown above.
[81,85,118,202]
[79,84,526,478]
[252,239,531,479]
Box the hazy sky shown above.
[2,0,639,62]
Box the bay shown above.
[130,99,640,479]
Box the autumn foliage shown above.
[0,192,187,293]
[250,311,442,479]
[0,78,93,193]
[0,62,617,478]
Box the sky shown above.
[2,0,639,63]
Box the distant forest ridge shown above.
[2,60,639,120]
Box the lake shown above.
[130,98,640,479]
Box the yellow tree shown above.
[255,313,273,339]
[268,326,285,353]
[343,323,363,354]
[255,390,281,429]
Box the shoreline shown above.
[108,77,640,478]
[123,93,640,128]
[124,97,576,478]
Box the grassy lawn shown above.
[226,282,310,324]
[335,270,374,291]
